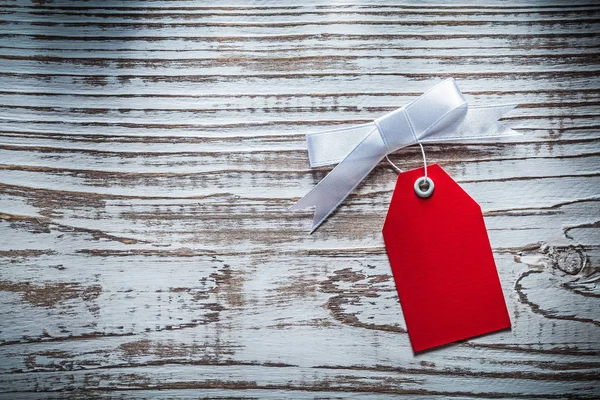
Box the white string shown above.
[385,155,403,173]
[385,141,428,178]
[418,141,428,179]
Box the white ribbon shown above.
[290,78,519,232]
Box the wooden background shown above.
[1,0,599,398]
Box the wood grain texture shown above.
[0,0,599,398]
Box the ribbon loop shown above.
[291,78,518,232]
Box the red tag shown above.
[383,164,511,352]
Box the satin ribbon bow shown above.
[290,78,519,232]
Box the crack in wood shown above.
[0,280,101,308]
[0,212,146,244]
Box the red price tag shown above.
[383,164,511,352]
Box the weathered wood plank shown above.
[0,0,599,398]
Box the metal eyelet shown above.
[414,176,434,198]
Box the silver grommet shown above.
[414,176,434,198]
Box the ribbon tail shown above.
[420,104,519,143]
[290,127,387,233]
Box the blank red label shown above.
[383,164,511,352]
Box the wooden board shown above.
[1,0,599,398]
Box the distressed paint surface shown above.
[0,0,599,398]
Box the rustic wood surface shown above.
[1,0,599,398]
